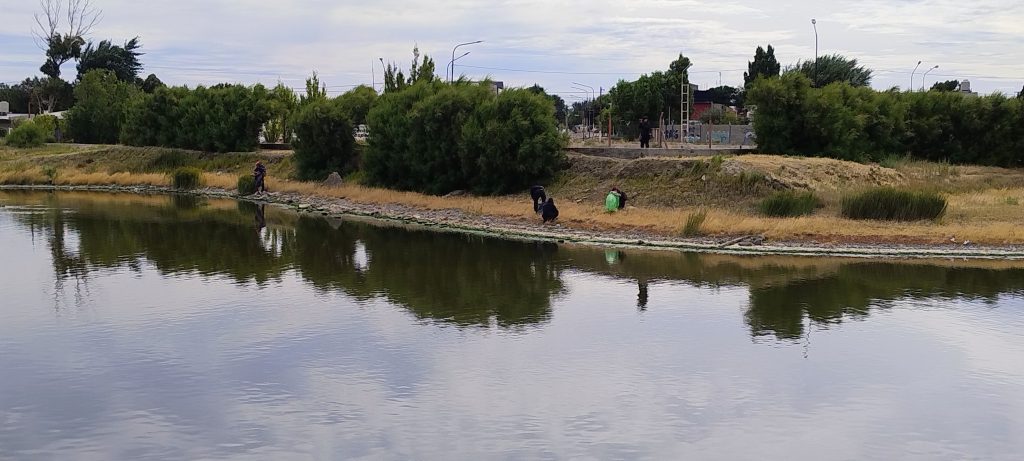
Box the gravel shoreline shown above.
[5,183,1024,260]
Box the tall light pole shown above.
[811,19,818,87]
[910,60,922,92]
[446,52,470,83]
[922,65,939,91]
[450,40,483,83]
[572,82,595,136]
[378,57,386,91]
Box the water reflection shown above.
[7,190,1024,338]
[5,191,1024,459]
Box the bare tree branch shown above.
[31,0,101,51]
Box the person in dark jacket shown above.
[639,117,652,149]
[611,187,627,209]
[253,161,267,194]
[541,198,559,223]
[530,185,547,213]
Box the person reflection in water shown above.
[254,203,266,233]
[637,281,649,311]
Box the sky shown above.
[1,0,1023,100]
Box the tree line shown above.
[747,73,1024,166]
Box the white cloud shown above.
[0,0,1021,94]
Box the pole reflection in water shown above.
[2,190,1024,460]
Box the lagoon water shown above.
[2,190,1024,460]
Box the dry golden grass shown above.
[6,145,1024,245]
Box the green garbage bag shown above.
[605,192,620,212]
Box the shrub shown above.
[841,187,947,221]
[682,209,708,236]
[747,73,1024,166]
[30,115,66,142]
[171,167,202,190]
[759,190,821,217]
[66,70,141,144]
[43,167,58,184]
[462,88,566,194]
[6,120,47,148]
[0,127,7,138]
[237,175,257,195]
[365,82,565,195]
[122,83,271,152]
[292,98,356,180]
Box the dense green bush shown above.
[336,85,378,126]
[292,98,356,180]
[747,73,1024,166]
[758,190,821,217]
[122,83,271,152]
[365,82,564,195]
[30,115,67,143]
[5,120,47,147]
[237,175,257,195]
[462,88,565,194]
[66,70,141,144]
[171,168,202,190]
[841,187,947,221]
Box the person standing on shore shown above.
[639,117,651,149]
[253,161,267,194]
[530,185,547,213]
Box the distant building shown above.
[959,80,978,97]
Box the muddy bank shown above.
[4,183,1024,260]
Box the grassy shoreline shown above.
[3,144,1024,252]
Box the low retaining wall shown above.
[567,146,756,159]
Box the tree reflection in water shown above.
[10,190,1024,337]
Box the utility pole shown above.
[811,19,819,87]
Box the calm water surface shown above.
[2,190,1024,460]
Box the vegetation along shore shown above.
[4,143,1024,259]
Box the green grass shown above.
[171,167,202,190]
[758,190,821,217]
[682,209,708,236]
[237,175,257,195]
[841,187,947,221]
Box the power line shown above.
[458,64,744,76]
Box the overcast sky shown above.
[2,0,1022,99]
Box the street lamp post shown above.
[571,82,595,137]
[910,60,922,92]
[811,19,818,87]
[449,40,483,83]
[446,52,470,83]
[922,65,939,91]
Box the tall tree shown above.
[744,45,780,88]
[527,84,567,125]
[930,80,960,92]
[140,73,164,93]
[408,45,437,84]
[383,46,438,93]
[76,37,143,82]
[33,0,101,111]
[788,54,873,87]
[665,54,692,116]
[300,71,328,105]
[1018,84,1024,99]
